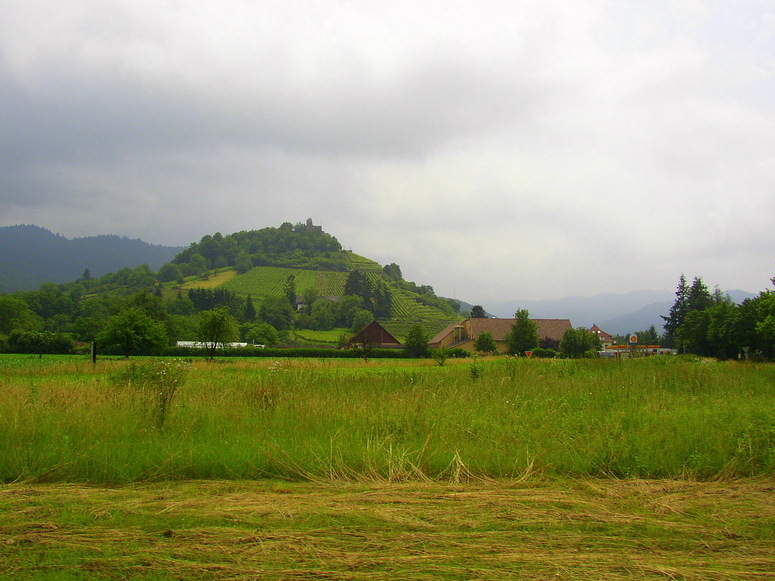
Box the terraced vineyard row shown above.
[222,267,346,297]
[314,270,349,296]
[378,286,459,340]
[345,252,383,272]
[202,264,459,341]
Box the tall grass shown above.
[1,355,773,483]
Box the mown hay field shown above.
[2,478,774,580]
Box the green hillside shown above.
[210,264,459,340]
[161,225,464,340]
[0,220,462,349]
[343,252,384,272]
[221,267,349,298]
[380,287,459,339]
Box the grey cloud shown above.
[1,0,774,300]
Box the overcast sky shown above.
[1,0,773,301]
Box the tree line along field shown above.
[2,354,773,483]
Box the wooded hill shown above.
[166,221,461,339]
[0,224,183,292]
[0,221,462,350]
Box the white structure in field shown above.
[175,341,262,349]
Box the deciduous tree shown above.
[0,295,42,335]
[197,308,239,361]
[245,322,279,346]
[559,327,602,358]
[474,331,497,355]
[98,308,168,357]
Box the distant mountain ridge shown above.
[485,289,757,336]
[0,225,184,292]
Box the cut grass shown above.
[1,479,773,580]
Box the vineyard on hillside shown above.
[221,267,348,297]
[199,262,460,340]
[344,252,383,272]
[380,286,459,339]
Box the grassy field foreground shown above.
[2,478,773,580]
[1,355,774,482]
[1,355,774,579]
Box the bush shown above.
[7,330,75,354]
[112,359,189,428]
[532,348,558,358]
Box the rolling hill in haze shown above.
[0,225,184,292]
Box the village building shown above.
[588,324,615,348]
[342,321,402,349]
[430,318,572,353]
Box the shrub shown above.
[112,359,189,429]
[8,330,75,354]
[431,347,451,366]
[532,347,558,358]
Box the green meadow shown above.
[1,354,773,484]
[2,354,774,580]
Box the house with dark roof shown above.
[429,318,572,353]
[342,321,402,349]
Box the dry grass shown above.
[1,478,773,580]
[180,269,238,290]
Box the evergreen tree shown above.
[344,270,371,299]
[243,294,256,322]
[664,275,716,352]
[638,325,661,345]
[662,274,689,346]
[404,324,430,358]
[687,276,714,312]
[284,274,297,309]
[373,280,393,318]
[504,309,539,355]
[470,305,486,318]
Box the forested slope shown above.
[0,225,182,292]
